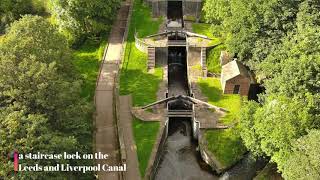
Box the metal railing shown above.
[134,32,151,53]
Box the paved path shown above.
[95,1,131,180]
[119,95,141,180]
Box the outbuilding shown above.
[221,60,252,96]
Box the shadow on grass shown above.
[198,78,241,125]
[73,38,106,101]
[198,80,222,103]
[133,117,160,177]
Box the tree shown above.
[203,0,301,70]
[239,101,263,156]
[282,130,320,180]
[49,0,121,44]
[0,0,46,34]
[204,0,320,176]
[0,15,93,179]
[239,97,313,170]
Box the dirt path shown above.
[94,1,131,180]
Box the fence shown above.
[135,32,149,53]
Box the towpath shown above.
[94,0,131,180]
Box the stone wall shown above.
[187,47,201,66]
[184,1,202,18]
[147,120,169,180]
[155,47,168,67]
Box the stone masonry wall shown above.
[187,47,201,66]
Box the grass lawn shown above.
[192,23,226,74]
[120,0,163,177]
[120,0,163,106]
[133,118,160,177]
[192,23,214,39]
[198,77,246,168]
[73,38,106,101]
[198,78,241,125]
[206,44,226,73]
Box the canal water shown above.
[154,118,268,180]
[155,118,218,180]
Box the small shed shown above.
[221,60,251,96]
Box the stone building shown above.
[221,60,252,96]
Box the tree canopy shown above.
[282,129,320,180]
[49,0,121,44]
[0,15,93,179]
[0,0,46,34]
[204,0,320,177]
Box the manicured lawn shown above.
[192,23,215,39]
[198,78,241,125]
[120,0,163,177]
[192,23,225,73]
[131,1,163,38]
[73,38,106,101]
[133,118,160,177]
[120,0,163,106]
[198,77,246,168]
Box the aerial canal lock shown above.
[129,1,270,179]
[134,1,225,179]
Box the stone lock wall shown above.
[187,47,201,66]
[145,0,203,19]
[184,1,202,18]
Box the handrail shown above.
[134,32,150,53]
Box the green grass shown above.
[192,23,224,73]
[132,1,163,38]
[198,78,241,125]
[133,118,160,177]
[73,38,106,101]
[120,0,163,177]
[198,77,245,167]
[206,45,226,73]
[205,129,246,167]
[192,23,216,40]
[120,0,163,106]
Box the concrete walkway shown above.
[94,1,131,180]
[119,95,141,180]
